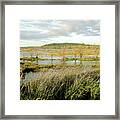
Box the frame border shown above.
[0,0,119,119]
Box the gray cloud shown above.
[20,20,100,40]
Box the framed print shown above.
[0,0,119,119]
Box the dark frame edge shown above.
[1,0,119,5]
[0,1,1,119]
[2,115,119,119]
[0,0,120,119]
[115,2,120,119]
[1,1,5,119]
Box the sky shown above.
[20,20,100,47]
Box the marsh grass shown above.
[20,65,100,100]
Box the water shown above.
[20,52,36,57]
[33,59,61,65]
[33,59,99,65]
[41,56,62,60]
[21,52,96,59]
[21,51,82,59]
[20,51,99,66]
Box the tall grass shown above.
[20,66,100,100]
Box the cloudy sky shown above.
[20,20,100,47]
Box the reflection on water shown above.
[33,59,99,65]
[20,52,99,65]
[21,52,80,59]
[33,60,61,65]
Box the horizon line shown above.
[20,42,100,47]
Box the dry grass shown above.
[20,65,100,100]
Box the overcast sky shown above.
[20,20,100,47]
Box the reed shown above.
[20,66,100,100]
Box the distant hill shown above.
[20,43,100,56]
[40,43,99,49]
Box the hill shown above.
[40,43,99,49]
[20,43,100,56]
